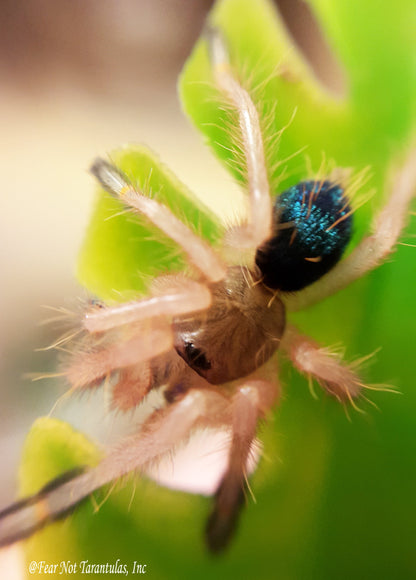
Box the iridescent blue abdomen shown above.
[255,180,353,291]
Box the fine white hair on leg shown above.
[0,389,228,547]
[206,26,272,251]
[206,378,278,553]
[281,325,362,402]
[64,319,173,389]
[90,158,227,284]
[83,277,212,333]
[286,148,416,311]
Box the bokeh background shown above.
[0,1,415,578]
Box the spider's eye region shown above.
[184,342,212,371]
[255,180,353,292]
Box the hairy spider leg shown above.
[65,319,173,390]
[91,158,227,284]
[83,277,211,333]
[206,26,273,252]
[281,325,362,402]
[286,148,416,310]
[206,378,279,553]
[0,388,230,548]
[64,277,212,392]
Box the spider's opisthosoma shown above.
[1,27,416,554]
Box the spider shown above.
[0,26,415,555]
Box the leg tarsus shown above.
[205,474,246,554]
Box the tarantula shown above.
[0,26,415,554]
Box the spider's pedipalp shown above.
[282,325,363,402]
[111,363,153,412]
[91,158,227,284]
[65,277,214,403]
[206,378,278,553]
[0,388,229,548]
[206,26,272,253]
[285,148,416,310]
[64,318,173,390]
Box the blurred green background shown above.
[1,0,415,578]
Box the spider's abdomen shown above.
[255,180,353,291]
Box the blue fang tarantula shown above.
[0,26,415,554]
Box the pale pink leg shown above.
[91,159,227,284]
[110,363,152,412]
[68,277,212,390]
[206,378,279,553]
[83,276,212,333]
[64,319,173,389]
[286,149,416,310]
[206,26,273,251]
[281,325,363,402]
[110,348,187,412]
[0,388,230,547]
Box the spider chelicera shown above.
[0,26,415,554]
